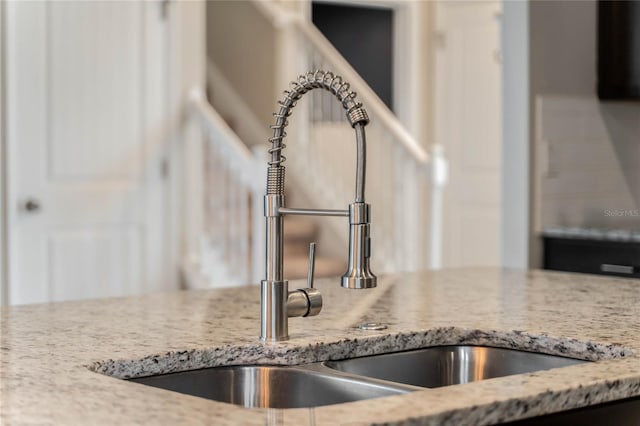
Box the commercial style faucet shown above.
[260,70,377,342]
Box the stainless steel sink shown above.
[127,345,588,408]
[128,364,413,409]
[324,345,588,388]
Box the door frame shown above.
[0,0,7,306]
[166,0,206,288]
[501,0,530,268]
[433,0,503,267]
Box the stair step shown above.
[283,216,319,243]
[284,242,319,257]
[284,256,346,280]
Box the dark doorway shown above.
[312,2,394,111]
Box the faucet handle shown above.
[307,242,316,289]
[304,242,322,316]
[285,242,322,319]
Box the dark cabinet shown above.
[598,0,640,100]
[543,236,640,278]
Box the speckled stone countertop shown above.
[2,268,640,425]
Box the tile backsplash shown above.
[534,96,640,232]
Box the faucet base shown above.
[260,280,324,342]
[260,280,289,342]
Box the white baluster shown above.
[210,134,222,249]
[237,185,249,284]
[404,152,419,271]
[384,130,396,271]
[220,157,229,266]
[251,146,267,284]
[429,144,448,270]
[393,143,405,272]
[228,173,239,278]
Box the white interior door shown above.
[434,1,502,267]
[5,1,170,304]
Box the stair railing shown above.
[188,89,266,286]
[253,0,447,272]
[189,1,448,289]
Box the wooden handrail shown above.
[252,0,430,165]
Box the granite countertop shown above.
[543,226,640,242]
[2,268,640,425]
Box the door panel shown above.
[435,1,502,267]
[49,227,142,302]
[6,1,168,305]
[48,2,144,180]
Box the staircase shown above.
[200,65,347,282]
[183,0,448,289]
[283,216,345,279]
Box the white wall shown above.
[206,1,277,129]
[530,0,596,96]
[535,96,640,234]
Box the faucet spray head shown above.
[341,203,377,289]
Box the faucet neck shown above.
[266,70,370,202]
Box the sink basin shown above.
[129,365,411,409]
[324,345,588,388]
[127,345,588,408]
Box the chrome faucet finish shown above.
[260,70,377,342]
